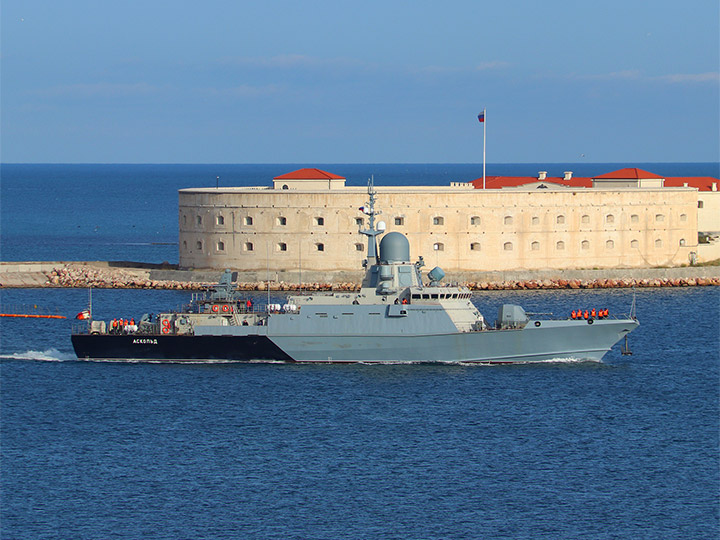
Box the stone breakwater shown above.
[463,277,720,290]
[44,266,206,290]
[40,265,720,291]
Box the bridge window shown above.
[470,216,480,225]
[244,242,253,251]
[245,216,253,226]
[531,241,540,251]
[556,241,565,250]
[698,201,704,208]
[395,217,405,226]
[581,240,589,250]
[277,242,287,252]
[433,216,444,226]
[216,215,225,226]
[504,216,513,226]
[217,241,225,251]
[503,242,513,251]
[196,241,203,250]
[679,238,686,246]
[606,214,615,224]
[355,243,363,251]
[631,239,639,248]
[433,242,444,251]
[531,216,539,225]
[315,217,325,226]
[470,242,480,251]
[355,218,364,226]
[655,214,664,222]
[631,214,639,223]
[655,239,663,248]
[316,243,325,252]
[197,215,202,225]
[606,240,614,249]
[556,215,565,225]
[277,216,287,226]
[582,214,590,224]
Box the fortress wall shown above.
[698,190,720,232]
[178,186,700,272]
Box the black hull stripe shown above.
[71,334,294,362]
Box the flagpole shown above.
[483,107,486,190]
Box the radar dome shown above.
[379,232,410,263]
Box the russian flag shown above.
[477,111,485,123]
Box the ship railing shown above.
[72,321,163,335]
[525,312,636,321]
[524,312,556,320]
[72,322,91,334]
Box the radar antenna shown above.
[359,176,383,264]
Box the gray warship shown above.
[72,181,639,363]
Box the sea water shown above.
[1,163,719,538]
[1,286,718,539]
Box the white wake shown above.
[0,348,77,362]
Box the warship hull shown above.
[71,317,638,363]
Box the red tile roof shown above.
[593,167,663,179]
[471,176,592,189]
[471,168,718,191]
[664,177,719,191]
[274,168,345,180]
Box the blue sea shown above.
[1,163,719,539]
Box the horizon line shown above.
[2,160,719,166]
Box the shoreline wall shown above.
[1,261,719,290]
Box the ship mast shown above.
[359,176,383,265]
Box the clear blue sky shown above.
[2,0,718,163]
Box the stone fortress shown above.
[178,167,720,279]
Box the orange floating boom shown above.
[0,313,67,319]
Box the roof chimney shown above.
[564,171,573,180]
[683,182,688,187]
[713,182,718,192]
[538,171,547,180]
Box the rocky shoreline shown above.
[32,264,720,291]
